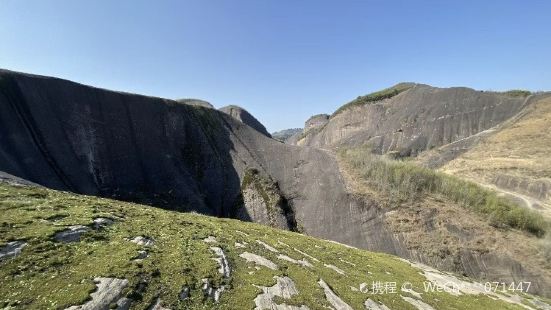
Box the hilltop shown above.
[1,182,549,309]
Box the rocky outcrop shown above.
[239,252,278,270]
[293,85,528,157]
[54,225,90,243]
[318,279,353,310]
[219,105,271,137]
[0,241,26,261]
[1,70,549,297]
[65,277,129,310]
[0,171,40,187]
[304,114,329,131]
[0,69,389,257]
[271,128,302,142]
[176,98,213,109]
[235,168,296,230]
[254,276,309,310]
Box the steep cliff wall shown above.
[219,105,271,137]
[1,70,549,296]
[294,85,528,157]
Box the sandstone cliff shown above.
[1,69,549,297]
[292,84,529,157]
[219,104,271,137]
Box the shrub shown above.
[332,83,415,117]
[341,148,548,236]
[502,90,531,97]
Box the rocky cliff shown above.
[292,84,530,157]
[219,105,271,137]
[1,69,550,297]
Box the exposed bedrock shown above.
[219,104,271,137]
[0,69,549,296]
[304,114,329,132]
[295,85,529,156]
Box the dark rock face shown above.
[235,168,296,230]
[294,85,528,156]
[176,99,214,109]
[219,105,271,138]
[0,69,380,248]
[1,69,549,297]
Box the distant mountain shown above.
[271,128,302,142]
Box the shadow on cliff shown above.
[0,70,250,220]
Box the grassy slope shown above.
[340,148,548,237]
[0,183,544,310]
[439,96,551,212]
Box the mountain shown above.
[417,94,551,217]
[271,128,302,142]
[1,69,550,300]
[1,182,548,309]
[291,83,535,156]
[290,82,551,219]
[219,105,271,138]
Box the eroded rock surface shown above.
[240,252,278,270]
[55,225,90,243]
[364,299,391,310]
[237,169,295,230]
[210,246,231,278]
[65,277,128,310]
[148,297,170,310]
[400,296,436,310]
[219,105,271,137]
[201,278,225,303]
[318,279,353,310]
[324,264,345,275]
[294,85,528,156]
[277,254,313,268]
[0,241,26,261]
[93,217,114,229]
[130,236,155,247]
[1,69,550,297]
[254,276,309,310]
[257,240,279,253]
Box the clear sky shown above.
[1,1,550,132]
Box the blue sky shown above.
[1,1,550,131]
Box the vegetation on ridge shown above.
[502,89,532,97]
[341,147,549,237]
[332,83,415,117]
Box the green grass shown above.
[341,147,549,237]
[0,183,543,309]
[502,90,532,97]
[332,83,415,117]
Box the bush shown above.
[502,90,531,97]
[341,148,548,236]
[332,83,415,117]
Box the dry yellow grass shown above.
[440,96,551,214]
